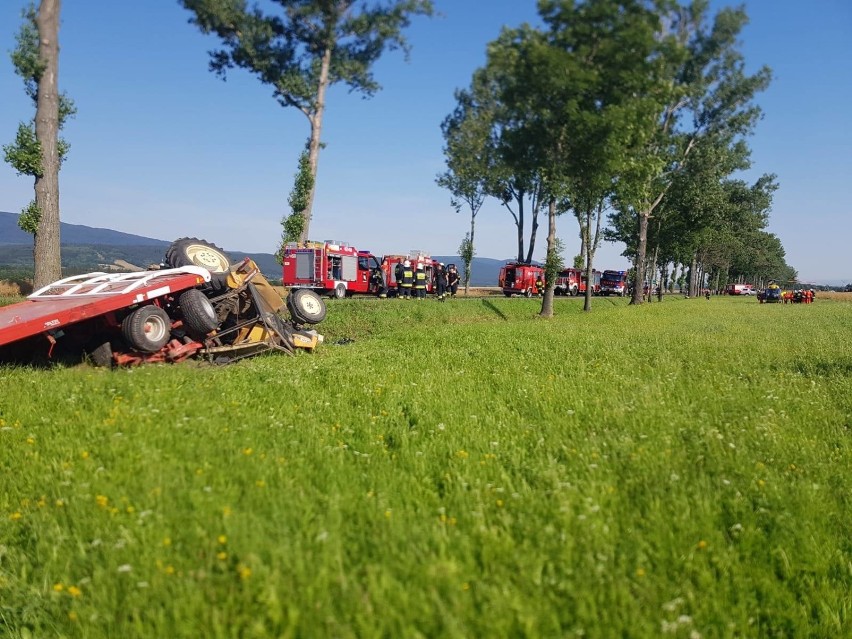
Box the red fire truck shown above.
[554,268,582,296]
[380,251,437,296]
[499,263,545,297]
[600,269,628,296]
[281,241,385,298]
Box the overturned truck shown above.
[0,238,327,367]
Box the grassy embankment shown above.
[1,294,850,638]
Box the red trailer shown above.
[0,267,212,365]
[280,241,385,298]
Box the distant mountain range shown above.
[0,211,508,286]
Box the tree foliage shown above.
[3,1,74,288]
[181,0,433,242]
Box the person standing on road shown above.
[414,263,428,299]
[401,260,414,299]
[434,263,447,301]
[447,264,460,297]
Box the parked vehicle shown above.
[580,269,601,295]
[725,283,755,295]
[0,238,326,367]
[380,251,437,296]
[281,241,385,298]
[499,263,545,297]
[554,268,583,296]
[600,270,628,296]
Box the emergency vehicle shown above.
[499,262,545,297]
[600,269,628,296]
[281,241,385,298]
[725,283,755,295]
[381,251,437,296]
[554,268,583,296]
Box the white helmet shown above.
[417,263,424,270]
[403,260,411,267]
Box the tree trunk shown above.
[298,44,333,244]
[630,210,649,305]
[465,214,475,295]
[689,254,699,297]
[33,0,62,290]
[525,207,539,265]
[539,199,557,318]
[515,194,525,263]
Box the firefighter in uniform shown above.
[394,261,405,297]
[401,260,414,299]
[447,264,460,297]
[414,263,428,299]
[535,274,545,297]
[435,263,447,301]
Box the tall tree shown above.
[3,1,74,289]
[613,1,772,304]
[181,0,433,243]
[438,85,491,291]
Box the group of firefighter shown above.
[389,261,460,300]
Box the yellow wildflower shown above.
[9,512,22,521]
[53,583,64,592]
[697,540,708,550]
[68,611,78,622]
[96,495,108,508]
[67,586,82,598]
[238,565,252,580]
[217,552,227,561]
[162,537,172,547]
[242,447,253,456]
[80,451,89,459]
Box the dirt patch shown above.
[0,280,28,296]
[814,291,852,302]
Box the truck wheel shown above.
[165,237,231,273]
[571,285,578,297]
[333,283,346,299]
[287,289,327,325]
[179,289,219,336]
[121,306,171,353]
[86,340,115,368]
[525,288,533,298]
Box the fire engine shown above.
[381,251,437,296]
[554,268,583,296]
[725,283,755,295]
[499,262,545,297]
[281,241,385,298]
[600,269,628,296]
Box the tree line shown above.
[4,0,791,304]
[437,0,792,315]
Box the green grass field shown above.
[1,294,850,638]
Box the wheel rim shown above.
[300,296,322,316]
[185,244,230,272]
[144,314,169,343]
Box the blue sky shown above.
[1,0,850,282]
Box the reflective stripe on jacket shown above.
[401,269,414,287]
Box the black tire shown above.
[571,286,578,297]
[525,289,533,298]
[504,292,511,297]
[179,289,219,336]
[165,238,232,274]
[121,306,172,353]
[287,289,327,325]
[333,283,347,299]
[86,340,114,368]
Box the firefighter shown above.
[447,264,460,297]
[414,263,428,299]
[434,263,448,301]
[394,261,405,297]
[400,260,414,299]
[535,274,544,297]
